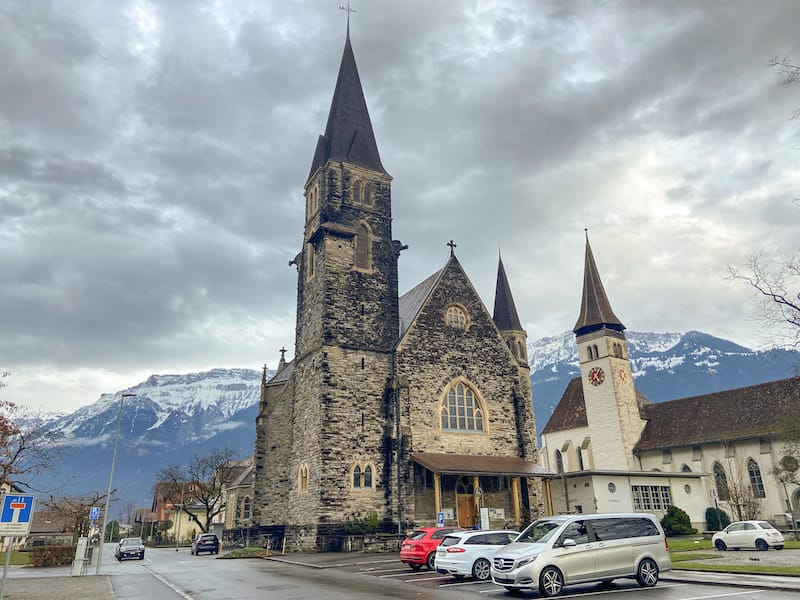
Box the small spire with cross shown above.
[278,346,287,371]
[339,2,356,33]
[447,240,457,257]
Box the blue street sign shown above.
[437,511,444,526]
[90,506,100,521]
[0,494,36,536]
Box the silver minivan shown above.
[491,513,671,596]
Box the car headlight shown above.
[516,554,538,568]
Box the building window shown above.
[759,438,771,454]
[353,180,362,203]
[445,305,468,330]
[440,381,484,432]
[555,450,564,474]
[305,243,315,280]
[692,445,702,461]
[354,223,371,270]
[684,484,692,494]
[631,485,672,512]
[242,496,251,520]
[352,462,375,490]
[724,441,735,458]
[608,482,616,493]
[298,464,309,493]
[713,461,729,501]
[662,449,672,465]
[363,183,372,205]
[747,458,766,498]
[577,447,584,471]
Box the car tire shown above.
[776,545,784,550]
[472,558,491,581]
[755,539,769,551]
[539,566,564,597]
[425,552,436,571]
[409,563,422,571]
[714,539,727,551]
[139,552,144,560]
[636,558,659,587]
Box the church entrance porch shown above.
[410,452,551,530]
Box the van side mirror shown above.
[562,538,577,547]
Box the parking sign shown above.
[0,494,36,536]
[90,506,100,521]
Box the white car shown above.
[712,520,784,551]
[434,530,519,581]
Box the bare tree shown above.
[155,448,238,534]
[771,56,800,118]
[727,251,800,351]
[714,456,764,521]
[0,373,63,490]
[41,490,111,544]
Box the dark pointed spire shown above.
[573,232,625,336]
[493,253,523,331]
[307,32,386,182]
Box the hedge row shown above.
[31,545,75,567]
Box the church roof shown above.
[635,376,800,451]
[573,234,625,335]
[411,452,552,477]
[541,377,651,434]
[307,31,386,182]
[267,360,294,385]
[398,266,445,337]
[492,254,523,332]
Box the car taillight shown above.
[446,547,466,553]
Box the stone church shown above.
[251,30,546,550]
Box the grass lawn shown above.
[0,551,30,566]
[668,536,800,576]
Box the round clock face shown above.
[618,368,629,384]
[588,367,605,386]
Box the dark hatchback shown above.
[191,533,220,555]
[115,537,145,561]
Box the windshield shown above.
[121,538,142,546]
[515,519,564,544]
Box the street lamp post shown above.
[175,481,186,551]
[95,392,135,575]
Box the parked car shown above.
[435,530,518,581]
[114,537,145,561]
[191,533,220,555]
[712,520,784,551]
[400,526,463,571]
[491,513,671,596]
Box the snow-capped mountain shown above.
[26,332,799,512]
[529,330,800,434]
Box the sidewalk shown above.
[1,575,112,600]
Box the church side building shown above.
[251,30,545,551]
[541,235,800,530]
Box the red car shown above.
[400,527,464,570]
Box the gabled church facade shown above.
[252,30,545,551]
[541,235,800,530]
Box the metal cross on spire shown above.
[339,2,357,32]
[447,240,457,257]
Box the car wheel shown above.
[139,552,144,560]
[425,552,436,571]
[409,563,422,571]
[539,566,564,597]
[472,558,491,581]
[755,539,769,551]
[636,558,659,587]
[714,539,727,551]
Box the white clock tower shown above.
[574,233,645,471]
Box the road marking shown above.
[142,566,195,600]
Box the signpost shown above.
[0,493,36,599]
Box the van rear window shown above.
[590,517,659,541]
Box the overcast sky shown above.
[2,1,799,414]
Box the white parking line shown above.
[477,583,688,595]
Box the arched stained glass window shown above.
[713,461,729,501]
[440,381,484,432]
[364,465,372,488]
[748,458,765,498]
[353,465,362,489]
[555,450,564,473]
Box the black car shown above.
[115,537,145,561]
[191,533,220,555]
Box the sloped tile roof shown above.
[411,452,552,476]
[635,376,800,450]
[493,254,523,331]
[573,234,624,335]
[398,266,445,337]
[267,360,294,385]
